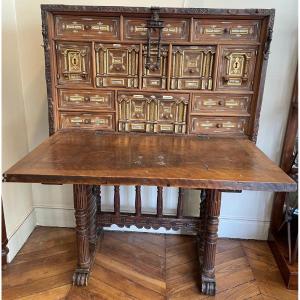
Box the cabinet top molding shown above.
[41,5,275,18]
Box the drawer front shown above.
[217,46,258,91]
[97,77,139,88]
[95,44,139,88]
[58,90,114,110]
[55,15,120,39]
[191,94,251,114]
[56,42,92,85]
[142,78,167,89]
[190,116,248,136]
[60,112,115,130]
[124,18,189,41]
[171,46,216,90]
[118,93,189,134]
[193,19,260,42]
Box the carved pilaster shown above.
[263,27,273,60]
[201,189,221,296]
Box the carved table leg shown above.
[88,186,97,245]
[198,189,208,267]
[200,189,221,296]
[73,184,102,287]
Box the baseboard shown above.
[7,209,36,263]
[34,206,270,240]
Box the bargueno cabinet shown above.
[43,6,274,141]
[37,5,277,295]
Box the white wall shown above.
[2,0,36,262]
[2,0,298,261]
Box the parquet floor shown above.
[2,227,298,300]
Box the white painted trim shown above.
[7,209,36,262]
[34,206,270,240]
[35,207,75,227]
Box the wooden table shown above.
[3,130,296,295]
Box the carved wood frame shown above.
[41,5,275,141]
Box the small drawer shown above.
[171,78,213,90]
[217,46,258,91]
[58,90,114,110]
[56,42,92,86]
[191,94,251,115]
[59,112,115,131]
[96,77,139,89]
[124,18,189,41]
[193,19,260,42]
[142,78,167,89]
[190,116,248,136]
[55,15,120,39]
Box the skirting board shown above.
[7,209,36,263]
[35,207,270,240]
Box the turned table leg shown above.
[73,184,91,286]
[73,184,102,286]
[200,189,221,296]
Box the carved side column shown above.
[201,189,222,296]
[73,184,91,286]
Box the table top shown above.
[3,130,296,192]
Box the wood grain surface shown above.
[3,130,296,191]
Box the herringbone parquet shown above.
[2,227,298,300]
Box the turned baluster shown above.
[92,186,101,213]
[157,186,163,217]
[176,188,184,218]
[114,186,120,216]
[135,185,141,217]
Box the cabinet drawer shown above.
[59,112,115,130]
[56,42,92,86]
[191,94,251,115]
[217,46,258,91]
[97,77,139,88]
[95,44,139,88]
[193,19,260,42]
[142,78,167,89]
[171,46,216,90]
[124,18,189,41]
[190,116,248,136]
[58,90,114,110]
[117,92,189,134]
[55,15,120,39]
